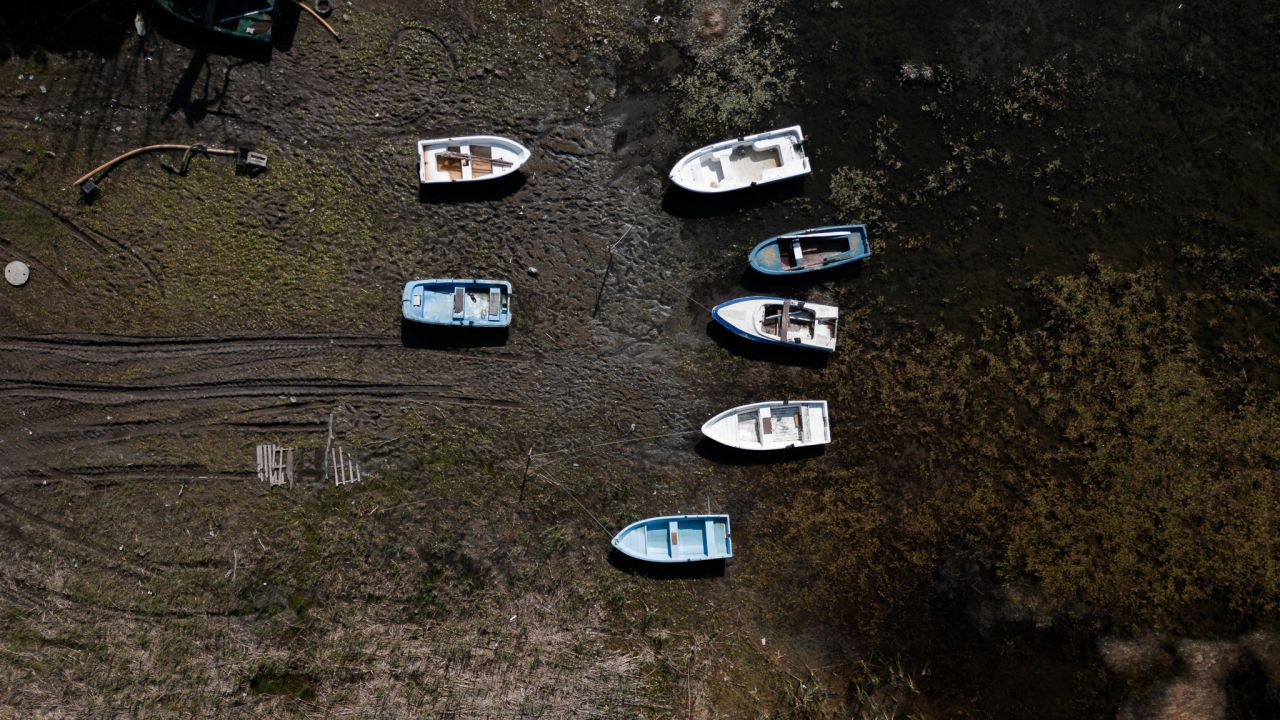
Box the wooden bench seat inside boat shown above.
[471,145,493,176]
[488,287,501,320]
[453,287,465,315]
[436,145,464,180]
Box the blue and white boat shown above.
[612,515,732,563]
[748,224,870,275]
[402,279,512,327]
[712,296,838,352]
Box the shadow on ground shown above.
[693,437,825,466]
[705,320,831,368]
[417,172,527,204]
[400,318,510,349]
[661,178,807,219]
[607,549,726,579]
[738,261,867,293]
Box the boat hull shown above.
[402,279,512,327]
[612,515,732,563]
[749,224,871,276]
[702,400,830,450]
[712,296,838,352]
[418,135,530,184]
[152,0,277,42]
[669,126,810,193]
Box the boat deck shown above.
[736,405,805,444]
[630,518,728,560]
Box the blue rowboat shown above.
[612,515,732,563]
[712,296,838,352]
[748,224,870,275]
[402,279,511,327]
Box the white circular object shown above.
[5,261,30,287]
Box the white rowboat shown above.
[417,135,530,184]
[669,126,810,193]
[701,400,830,451]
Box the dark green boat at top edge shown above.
[152,0,278,43]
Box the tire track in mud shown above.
[0,496,155,581]
[1,187,162,289]
[0,377,522,407]
[3,576,241,621]
[0,234,73,289]
[13,464,252,486]
[2,396,358,471]
[0,332,529,363]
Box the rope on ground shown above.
[600,226,716,315]
[529,469,612,538]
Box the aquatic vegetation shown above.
[669,0,797,132]
[993,260,1280,625]
[829,166,888,227]
[749,258,1280,643]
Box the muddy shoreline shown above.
[2,0,1279,717]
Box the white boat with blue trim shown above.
[712,296,838,352]
[612,514,732,563]
[702,400,830,451]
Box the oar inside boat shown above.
[435,150,515,167]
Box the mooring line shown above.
[596,224,716,316]
[529,469,612,538]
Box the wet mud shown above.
[1,0,1278,717]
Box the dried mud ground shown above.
[1,0,1279,718]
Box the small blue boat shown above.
[612,515,732,563]
[748,224,870,276]
[402,279,512,327]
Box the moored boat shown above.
[417,135,530,184]
[612,515,732,563]
[748,224,870,276]
[669,126,810,193]
[712,296,838,352]
[402,279,512,327]
[152,0,277,42]
[701,400,830,450]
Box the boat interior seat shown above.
[698,156,727,183]
[471,144,493,176]
[437,146,465,180]
[758,166,791,182]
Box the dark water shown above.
[631,0,1280,716]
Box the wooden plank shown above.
[779,299,791,341]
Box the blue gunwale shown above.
[611,514,732,563]
[401,278,512,327]
[711,296,836,353]
[748,224,871,276]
